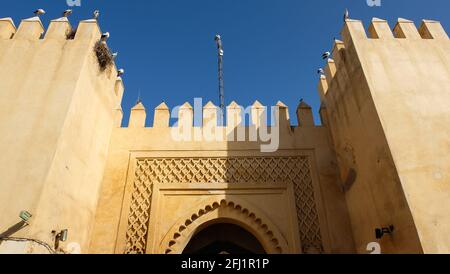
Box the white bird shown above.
[63,9,73,17]
[112,52,118,60]
[317,68,325,75]
[117,69,125,77]
[101,32,110,41]
[101,32,110,44]
[34,9,46,16]
[93,10,100,20]
[344,8,350,22]
[322,51,331,60]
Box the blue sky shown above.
[1,0,449,126]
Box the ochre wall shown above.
[0,17,122,253]
[321,18,449,253]
[3,13,447,255]
[89,102,355,254]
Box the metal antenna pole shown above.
[136,88,142,104]
[215,34,225,125]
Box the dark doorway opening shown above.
[183,223,266,254]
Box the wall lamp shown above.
[19,211,32,224]
[375,225,394,239]
[52,229,68,250]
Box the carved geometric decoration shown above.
[124,161,154,254]
[291,159,324,253]
[124,156,323,254]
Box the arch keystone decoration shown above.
[159,198,289,254]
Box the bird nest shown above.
[94,41,114,72]
[66,28,77,40]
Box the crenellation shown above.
[342,18,447,42]
[226,101,242,129]
[114,77,125,104]
[13,16,44,40]
[275,101,292,132]
[319,17,449,116]
[394,18,421,39]
[0,17,15,39]
[331,39,345,66]
[250,100,265,127]
[323,18,448,82]
[296,101,314,127]
[203,101,219,128]
[178,102,194,128]
[120,100,324,131]
[324,59,337,87]
[153,102,170,128]
[317,75,328,103]
[319,105,329,127]
[74,19,101,43]
[128,102,147,128]
[341,19,367,46]
[368,18,394,39]
[44,17,72,40]
[0,17,110,43]
[419,20,449,39]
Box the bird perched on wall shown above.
[93,10,100,20]
[62,9,73,17]
[344,8,350,22]
[317,68,325,75]
[101,32,110,44]
[117,69,125,77]
[34,9,46,16]
[322,51,331,60]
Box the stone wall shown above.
[320,17,449,253]
[0,16,122,253]
[89,100,355,254]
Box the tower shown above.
[319,17,450,253]
[0,16,124,253]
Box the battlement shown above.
[0,14,128,253]
[318,18,449,103]
[0,16,105,41]
[316,16,450,254]
[121,100,318,130]
[342,17,448,42]
[0,15,124,106]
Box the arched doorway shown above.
[160,198,289,254]
[183,223,266,254]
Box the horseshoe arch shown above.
[158,197,290,254]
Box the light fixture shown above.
[58,229,68,242]
[19,211,32,223]
[375,225,394,239]
[53,229,69,250]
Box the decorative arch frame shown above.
[158,197,290,254]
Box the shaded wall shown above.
[321,17,449,253]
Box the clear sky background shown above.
[1,0,449,126]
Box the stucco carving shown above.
[124,156,323,254]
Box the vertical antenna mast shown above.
[136,88,142,104]
[215,34,225,124]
